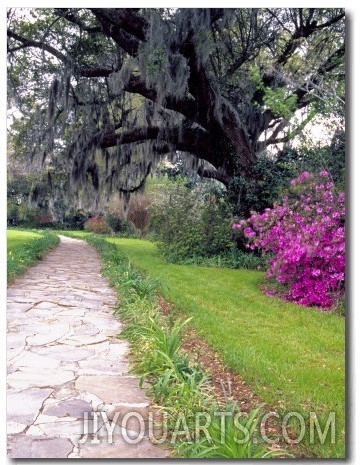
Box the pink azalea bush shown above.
[232,171,345,308]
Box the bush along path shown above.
[87,235,289,459]
[7,235,168,459]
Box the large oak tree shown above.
[7,8,345,204]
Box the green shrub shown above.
[104,213,134,235]
[177,248,266,270]
[62,210,88,230]
[149,182,234,262]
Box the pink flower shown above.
[233,172,345,309]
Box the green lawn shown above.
[60,230,91,239]
[7,229,60,283]
[107,238,345,458]
[7,229,42,252]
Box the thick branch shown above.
[123,74,198,122]
[88,9,139,57]
[89,8,145,56]
[197,166,231,186]
[100,125,212,160]
[54,8,102,33]
[173,12,255,172]
[90,8,147,42]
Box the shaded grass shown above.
[107,238,345,458]
[7,229,60,283]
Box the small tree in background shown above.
[127,195,152,236]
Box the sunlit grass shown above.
[107,238,345,458]
[7,229,42,252]
[7,229,60,283]
[59,230,92,239]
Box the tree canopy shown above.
[7,8,345,206]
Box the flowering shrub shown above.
[84,215,113,234]
[232,171,345,308]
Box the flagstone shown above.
[7,332,26,361]
[7,388,53,425]
[7,367,74,389]
[7,420,27,434]
[71,322,100,336]
[36,418,86,437]
[106,342,130,360]
[31,345,95,361]
[75,375,148,404]
[11,350,61,370]
[51,382,105,410]
[78,358,129,375]
[59,333,109,346]
[43,398,93,418]
[7,235,168,459]
[78,434,168,458]
[8,435,74,458]
[83,314,123,332]
[25,322,70,345]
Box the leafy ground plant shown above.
[175,403,289,458]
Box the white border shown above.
[2,4,359,464]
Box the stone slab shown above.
[75,375,148,404]
[7,367,74,389]
[8,435,74,458]
[43,398,93,418]
[78,434,169,458]
[7,388,53,425]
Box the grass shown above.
[7,228,60,283]
[7,229,42,251]
[106,237,345,458]
[59,230,92,239]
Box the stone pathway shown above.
[7,235,168,459]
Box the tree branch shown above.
[276,9,345,66]
[123,74,198,122]
[100,125,212,159]
[54,8,102,33]
[90,8,148,42]
[197,166,231,186]
[91,8,139,57]
[7,29,68,64]
[7,28,118,78]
